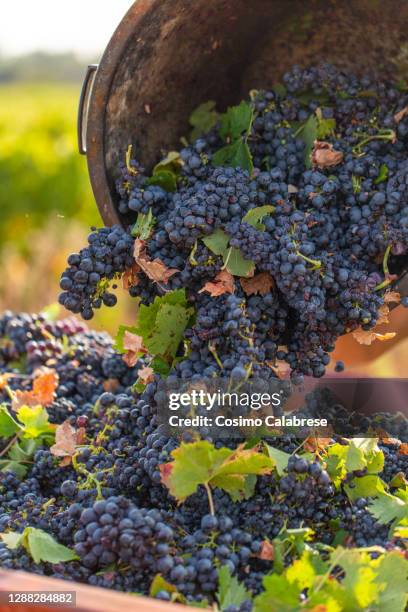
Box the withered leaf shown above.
[122,331,146,367]
[394,105,408,123]
[134,239,179,284]
[12,369,59,411]
[240,272,275,296]
[137,365,155,384]
[383,291,401,304]
[199,270,234,297]
[311,141,344,168]
[122,263,141,289]
[352,329,396,345]
[258,540,274,561]
[50,421,85,466]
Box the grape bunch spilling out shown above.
[0,63,407,610]
[59,63,408,381]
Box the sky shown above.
[0,0,135,57]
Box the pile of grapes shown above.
[0,64,407,610]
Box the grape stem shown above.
[203,482,215,516]
[374,244,392,292]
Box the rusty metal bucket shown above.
[78,0,408,227]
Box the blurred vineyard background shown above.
[0,53,407,376]
[0,53,134,334]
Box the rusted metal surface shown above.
[83,0,408,227]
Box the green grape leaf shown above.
[131,209,155,239]
[374,550,408,612]
[16,405,53,439]
[367,491,408,525]
[160,441,274,503]
[146,170,177,192]
[374,163,389,184]
[143,303,192,358]
[219,101,253,141]
[330,547,380,610]
[217,565,251,611]
[265,444,291,475]
[189,100,220,141]
[254,573,302,611]
[315,108,336,139]
[389,472,408,488]
[26,528,78,564]
[8,438,39,463]
[242,205,275,230]
[153,151,183,175]
[213,139,253,173]
[0,459,27,479]
[344,474,386,502]
[0,531,24,549]
[296,114,318,168]
[1,528,78,564]
[223,247,255,278]
[150,574,186,603]
[136,290,194,361]
[203,229,230,256]
[0,404,21,438]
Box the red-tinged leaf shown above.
[352,329,396,345]
[398,443,408,455]
[0,373,16,390]
[311,141,344,168]
[12,369,59,411]
[159,462,174,488]
[240,272,275,296]
[258,540,274,561]
[394,105,408,123]
[122,263,141,289]
[199,270,235,296]
[134,239,179,284]
[32,369,59,406]
[137,365,154,384]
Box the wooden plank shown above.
[0,570,190,612]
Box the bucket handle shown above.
[78,64,98,155]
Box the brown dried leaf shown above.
[137,365,155,384]
[123,331,145,354]
[199,270,235,297]
[258,540,274,561]
[312,141,344,169]
[304,435,333,453]
[240,272,275,296]
[103,379,120,393]
[122,331,146,368]
[50,421,76,459]
[398,443,408,455]
[352,329,396,345]
[378,430,401,446]
[122,263,141,290]
[50,421,86,466]
[134,239,178,284]
[383,291,401,304]
[394,105,408,123]
[376,304,390,326]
